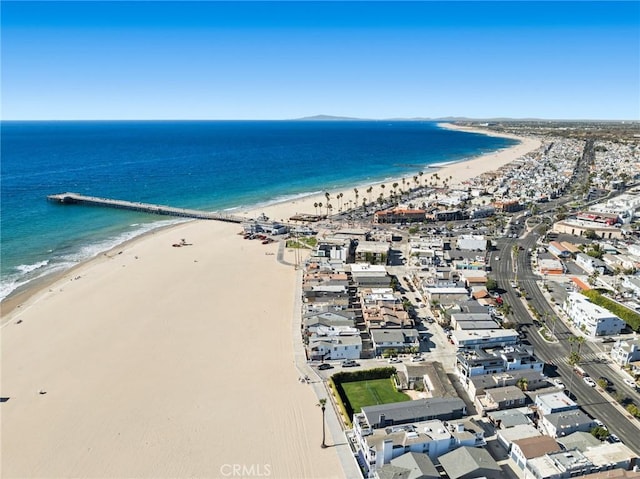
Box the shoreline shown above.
[1,124,542,478]
[1,123,539,319]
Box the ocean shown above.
[0,120,517,300]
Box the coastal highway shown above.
[491,225,640,455]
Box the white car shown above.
[623,378,637,389]
[411,356,425,362]
[552,379,565,389]
[583,377,597,387]
[388,357,402,364]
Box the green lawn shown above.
[341,378,411,413]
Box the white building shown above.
[457,234,486,251]
[307,335,361,360]
[610,339,640,366]
[563,292,625,337]
[575,253,608,275]
[450,329,519,350]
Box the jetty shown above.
[47,192,245,223]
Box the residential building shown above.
[556,431,603,452]
[540,409,596,437]
[563,292,625,337]
[534,392,578,416]
[475,385,527,415]
[355,241,390,265]
[450,329,519,350]
[307,335,362,361]
[351,263,392,288]
[375,452,440,479]
[456,346,544,379]
[582,442,639,471]
[354,397,466,434]
[510,436,562,471]
[576,253,608,275]
[610,339,640,366]
[497,424,541,451]
[438,446,503,479]
[467,370,547,397]
[370,329,420,355]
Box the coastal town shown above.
[258,122,640,479]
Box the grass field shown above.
[341,378,411,413]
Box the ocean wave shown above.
[1,218,187,302]
[15,260,50,274]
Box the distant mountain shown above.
[293,114,365,121]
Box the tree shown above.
[568,351,581,367]
[596,378,609,389]
[516,377,529,391]
[317,398,328,448]
[568,336,586,357]
[591,426,610,441]
[486,277,498,291]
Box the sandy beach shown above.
[1,125,541,478]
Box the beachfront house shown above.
[370,329,420,355]
[307,335,362,361]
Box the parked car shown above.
[608,434,620,443]
[552,378,565,389]
[623,378,637,389]
[388,357,402,364]
[341,360,360,368]
[317,363,334,370]
[601,337,616,343]
[583,377,597,387]
[411,355,425,362]
[594,419,607,429]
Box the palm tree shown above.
[516,377,529,391]
[317,398,328,448]
[568,336,586,357]
[353,188,359,208]
[366,186,373,204]
[314,202,319,215]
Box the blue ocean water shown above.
[0,120,517,300]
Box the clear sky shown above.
[2,1,639,120]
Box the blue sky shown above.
[2,1,639,120]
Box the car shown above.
[510,281,518,288]
[411,356,425,362]
[341,360,360,368]
[601,337,616,343]
[388,357,402,364]
[608,434,620,443]
[583,377,597,387]
[623,378,637,389]
[552,378,565,389]
[317,363,333,370]
[594,419,607,429]
[495,256,500,261]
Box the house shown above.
[358,420,453,470]
[582,442,639,472]
[539,409,596,437]
[355,241,390,265]
[422,286,470,305]
[526,449,594,479]
[303,311,355,333]
[475,385,527,415]
[307,335,362,361]
[489,408,532,429]
[548,241,572,259]
[450,329,519,350]
[351,263,392,288]
[563,292,625,337]
[610,339,640,366]
[539,259,565,275]
[496,424,541,451]
[456,346,544,379]
[510,436,562,471]
[450,313,496,330]
[355,397,467,433]
[534,392,578,416]
[556,431,603,452]
[438,446,503,479]
[375,452,440,479]
[467,370,547,397]
[395,361,458,398]
[370,329,420,355]
[576,252,608,275]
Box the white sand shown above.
[1,125,541,478]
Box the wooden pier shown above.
[47,192,245,223]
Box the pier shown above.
[47,192,245,223]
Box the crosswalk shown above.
[545,353,606,367]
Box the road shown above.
[491,220,640,455]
